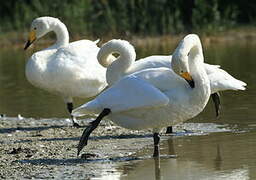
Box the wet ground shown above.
[1,115,255,179]
[0,116,152,179]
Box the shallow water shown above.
[0,40,256,179]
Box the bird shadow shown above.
[15,154,174,166]
[16,156,146,166]
[38,133,152,142]
[0,125,66,134]
[6,133,152,145]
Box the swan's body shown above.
[73,34,213,156]
[26,40,106,98]
[98,40,246,93]
[24,17,107,126]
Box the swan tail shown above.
[209,67,247,93]
[221,70,247,91]
[72,99,102,117]
[228,78,247,91]
[211,76,247,93]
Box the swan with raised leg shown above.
[24,16,108,127]
[73,34,213,157]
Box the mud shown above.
[0,116,157,179]
[0,116,232,179]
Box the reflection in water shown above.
[153,137,175,180]
[121,132,253,180]
[154,157,161,180]
[214,144,222,171]
[167,137,175,155]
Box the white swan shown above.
[72,34,212,157]
[97,39,246,133]
[24,16,107,126]
[98,39,246,115]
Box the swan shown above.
[97,39,246,133]
[24,16,108,127]
[72,34,212,157]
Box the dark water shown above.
[0,40,256,179]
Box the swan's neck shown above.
[186,37,210,106]
[49,19,69,49]
[98,40,136,85]
[174,34,210,105]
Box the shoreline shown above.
[0,116,231,179]
[1,26,256,50]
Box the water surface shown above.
[0,40,255,179]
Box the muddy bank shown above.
[0,116,156,179]
[0,116,232,179]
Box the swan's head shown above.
[172,42,195,88]
[24,17,55,50]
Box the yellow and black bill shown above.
[181,72,195,88]
[24,30,36,50]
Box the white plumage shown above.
[73,34,215,156]
[24,17,107,126]
[74,35,211,127]
[97,39,246,93]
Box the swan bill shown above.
[181,72,195,88]
[24,30,36,50]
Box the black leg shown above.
[211,92,221,117]
[67,102,80,127]
[77,108,111,156]
[153,133,160,157]
[166,126,173,134]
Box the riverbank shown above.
[1,26,256,50]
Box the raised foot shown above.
[211,92,221,117]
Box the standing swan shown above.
[72,34,211,157]
[24,17,107,127]
[97,39,246,133]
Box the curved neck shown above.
[48,19,69,48]
[175,34,210,110]
[97,40,136,85]
[179,34,203,63]
[172,34,204,72]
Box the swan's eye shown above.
[180,70,184,73]
[34,27,37,30]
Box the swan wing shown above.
[56,40,99,63]
[41,39,105,97]
[53,39,102,76]
[72,74,170,116]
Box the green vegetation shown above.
[0,0,256,37]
